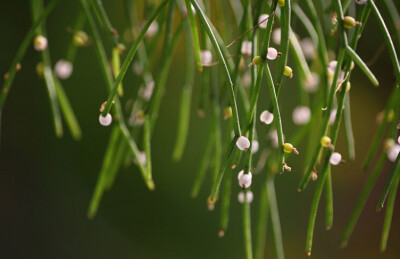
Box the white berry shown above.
[272,28,281,45]
[260,110,274,124]
[200,50,212,65]
[33,35,48,51]
[99,113,112,126]
[54,60,73,79]
[258,14,269,29]
[266,47,278,60]
[241,41,252,57]
[388,144,400,162]
[329,152,342,165]
[292,106,311,125]
[236,136,251,150]
[238,173,252,188]
[238,170,252,181]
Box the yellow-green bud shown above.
[346,82,351,92]
[283,143,299,154]
[224,106,232,120]
[73,31,89,47]
[387,109,395,122]
[249,56,264,67]
[278,0,285,7]
[343,16,361,29]
[321,136,334,149]
[284,66,293,78]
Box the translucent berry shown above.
[266,47,279,60]
[292,106,311,125]
[236,136,251,151]
[241,41,252,57]
[258,14,269,29]
[260,110,274,124]
[329,152,342,165]
[200,50,212,65]
[238,173,252,188]
[388,144,400,162]
[99,113,112,126]
[54,60,73,79]
[33,35,48,51]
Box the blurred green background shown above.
[1,0,400,258]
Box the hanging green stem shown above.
[0,0,61,110]
[101,0,170,116]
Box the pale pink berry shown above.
[266,47,278,60]
[54,60,73,79]
[258,14,269,29]
[99,113,112,126]
[292,106,311,125]
[236,136,251,150]
[260,110,274,124]
[329,152,342,165]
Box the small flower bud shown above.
[329,152,342,165]
[266,47,279,60]
[241,41,252,57]
[343,16,361,29]
[238,191,254,204]
[236,136,251,151]
[238,173,252,188]
[260,110,274,124]
[278,0,285,7]
[54,60,73,79]
[283,143,299,154]
[33,35,48,51]
[73,31,89,47]
[321,136,334,149]
[200,50,212,65]
[284,66,293,78]
[388,144,400,162]
[223,106,232,120]
[99,113,112,126]
[248,56,264,67]
[292,106,311,125]
[258,14,269,29]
